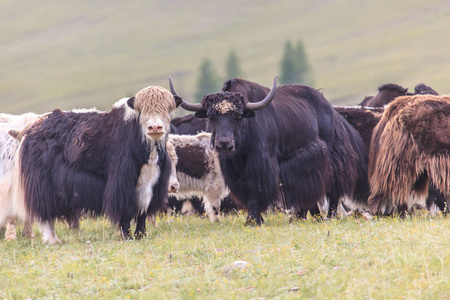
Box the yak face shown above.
[171,75,277,153]
[195,92,255,153]
[125,86,179,145]
[166,138,180,193]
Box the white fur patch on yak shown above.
[136,148,161,215]
[0,112,40,240]
[214,101,237,114]
[168,132,229,222]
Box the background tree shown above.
[279,39,314,85]
[279,40,297,85]
[294,40,314,86]
[225,49,243,79]
[195,58,222,100]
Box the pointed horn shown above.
[245,75,277,111]
[169,76,203,111]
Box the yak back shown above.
[397,96,450,155]
[170,114,208,135]
[334,106,383,150]
[222,78,335,155]
[360,83,408,107]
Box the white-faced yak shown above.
[14,86,181,244]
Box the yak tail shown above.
[329,113,369,206]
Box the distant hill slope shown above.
[1,0,449,114]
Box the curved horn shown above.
[245,75,277,111]
[169,76,203,111]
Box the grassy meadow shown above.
[1,0,450,114]
[1,212,449,299]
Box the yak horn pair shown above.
[169,75,278,112]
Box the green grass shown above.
[1,212,449,299]
[1,0,450,115]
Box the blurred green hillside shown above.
[1,0,450,115]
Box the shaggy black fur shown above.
[414,83,439,96]
[170,114,208,134]
[19,106,170,239]
[191,78,367,223]
[359,83,408,107]
[334,106,383,150]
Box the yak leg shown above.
[22,218,34,238]
[40,220,61,244]
[181,200,196,216]
[337,200,350,219]
[120,220,132,240]
[5,217,34,240]
[327,192,339,218]
[4,219,17,241]
[446,196,450,215]
[68,218,80,230]
[361,193,384,220]
[397,203,408,219]
[134,213,147,240]
[296,210,308,220]
[368,193,383,215]
[246,198,263,225]
[148,214,158,228]
[318,197,329,218]
[203,195,220,223]
[309,205,323,220]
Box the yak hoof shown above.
[4,235,17,241]
[4,223,17,241]
[245,214,264,226]
[43,236,61,245]
[134,231,146,240]
[361,209,374,220]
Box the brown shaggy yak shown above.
[368,95,450,216]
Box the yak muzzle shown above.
[215,139,235,153]
[147,124,165,139]
[169,181,180,193]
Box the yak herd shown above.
[0,75,449,244]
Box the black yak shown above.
[171,76,368,224]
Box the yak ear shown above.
[8,129,21,141]
[127,97,136,109]
[243,109,256,118]
[173,95,183,108]
[194,110,208,119]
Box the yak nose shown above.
[169,182,179,193]
[148,124,163,131]
[215,140,234,153]
[147,121,165,139]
